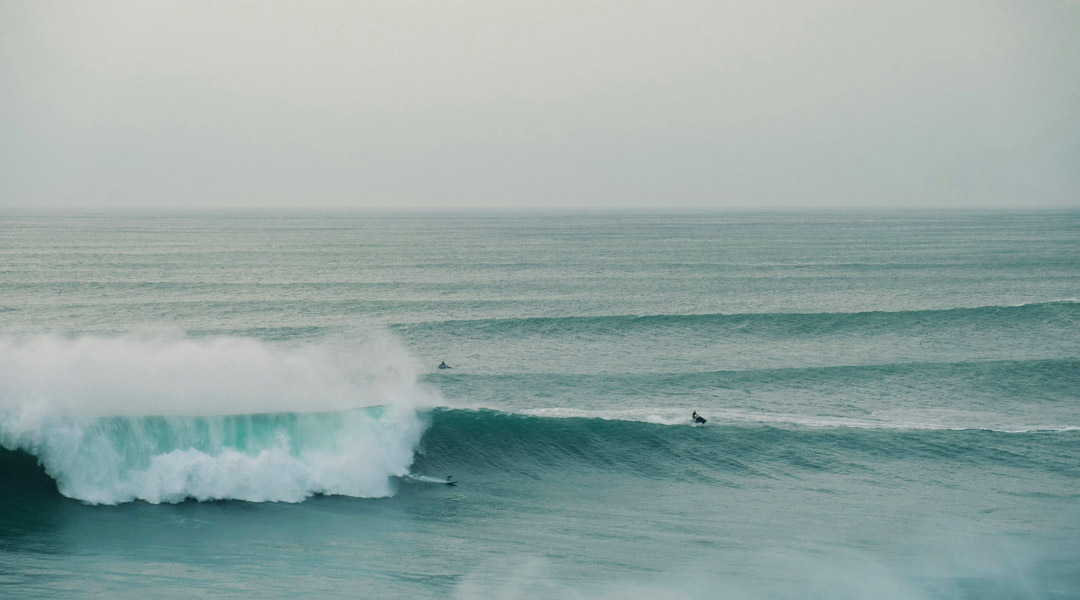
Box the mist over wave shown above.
[0,332,431,416]
[0,333,439,504]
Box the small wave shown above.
[395,301,1080,339]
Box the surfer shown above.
[692,411,707,424]
[446,475,456,486]
[438,361,451,369]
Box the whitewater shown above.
[0,210,1077,599]
[0,334,433,504]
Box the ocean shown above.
[0,210,1077,599]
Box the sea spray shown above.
[0,334,438,504]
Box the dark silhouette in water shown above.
[446,475,456,486]
[438,361,451,369]
[692,411,707,425]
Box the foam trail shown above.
[517,407,1078,432]
[0,333,438,504]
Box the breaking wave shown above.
[0,333,437,504]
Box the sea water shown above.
[0,210,1077,599]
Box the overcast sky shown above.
[2,1,1078,210]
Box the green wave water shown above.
[413,408,1080,479]
[0,408,422,505]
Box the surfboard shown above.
[405,474,457,486]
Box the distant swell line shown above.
[395,300,1079,334]
[430,356,1080,383]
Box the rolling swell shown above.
[412,408,1080,484]
[397,301,1079,339]
[429,358,1080,402]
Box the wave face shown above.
[412,408,1080,483]
[0,334,434,504]
[402,301,1080,340]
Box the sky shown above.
[1,0,1078,210]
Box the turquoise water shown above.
[0,211,1077,598]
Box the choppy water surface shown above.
[0,210,1077,599]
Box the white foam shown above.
[0,333,439,504]
[521,407,692,426]
[514,406,1077,433]
[1007,298,1079,307]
